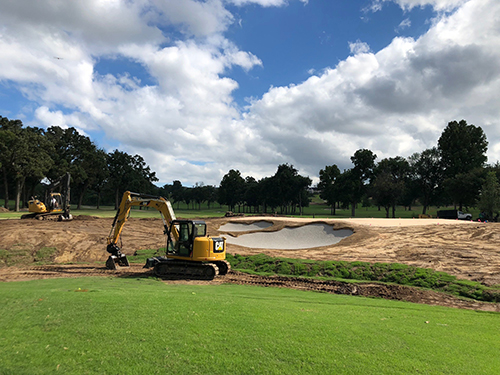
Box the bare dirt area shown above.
[1,215,500,312]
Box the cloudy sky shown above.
[1,0,499,186]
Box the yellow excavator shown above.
[106,191,230,280]
[21,172,72,221]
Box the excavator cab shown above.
[166,220,207,257]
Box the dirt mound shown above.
[0,216,168,264]
[73,215,101,221]
[1,216,500,310]
[0,207,9,212]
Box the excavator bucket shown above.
[105,244,130,269]
[105,254,130,269]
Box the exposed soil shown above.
[1,215,500,312]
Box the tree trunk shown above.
[115,188,120,210]
[22,182,27,208]
[392,204,396,218]
[97,191,101,209]
[78,182,89,210]
[351,202,356,217]
[422,205,427,215]
[15,177,25,212]
[3,168,9,209]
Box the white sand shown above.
[224,223,353,249]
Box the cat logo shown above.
[214,239,224,253]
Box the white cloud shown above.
[369,0,467,12]
[396,18,412,32]
[227,0,308,7]
[390,0,468,11]
[239,0,500,179]
[1,0,500,187]
[349,40,371,55]
[149,0,234,37]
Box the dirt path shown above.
[1,215,499,311]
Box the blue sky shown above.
[1,0,499,186]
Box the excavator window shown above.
[193,223,206,237]
[166,221,193,257]
[179,223,192,256]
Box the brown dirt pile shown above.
[1,215,500,311]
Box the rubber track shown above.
[154,261,220,280]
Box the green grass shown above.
[0,196,482,220]
[0,245,58,267]
[0,204,228,220]
[226,254,500,303]
[124,251,500,303]
[0,277,498,374]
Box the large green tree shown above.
[243,176,260,213]
[0,118,53,211]
[318,164,340,215]
[46,126,111,209]
[218,169,245,212]
[14,127,53,211]
[0,116,24,209]
[270,164,311,215]
[349,149,377,217]
[170,180,185,209]
[372,157,409,218]
[408,147,444,214]
[107,150,158,208]
[478,171,500,221]
[438,120,488,177]
[438,120,488,209]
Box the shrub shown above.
[293,263,307,275]
[225,253,500,303]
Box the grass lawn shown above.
[0,203,481,221]
[0,277,498,374]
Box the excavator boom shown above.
[105,191,228,280]
[106,191,177,268]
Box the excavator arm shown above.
[105,191,179,269]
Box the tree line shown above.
[2,115,499,219]
[319,120,500,219]
[162,120,499,219]
[0,116,158,211]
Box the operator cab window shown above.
[193,223,206,237]
[178,222,192,257]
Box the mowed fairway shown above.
[1,277,498,374]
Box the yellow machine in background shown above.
[22,173,72,221]
[106,191,229,280]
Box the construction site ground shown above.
[1,215,499,312]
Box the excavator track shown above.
[153,260,220,280]
[214,260,231,275]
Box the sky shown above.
[1,0,500,187]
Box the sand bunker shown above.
[219,221,273,232]
[224,223,353,249]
